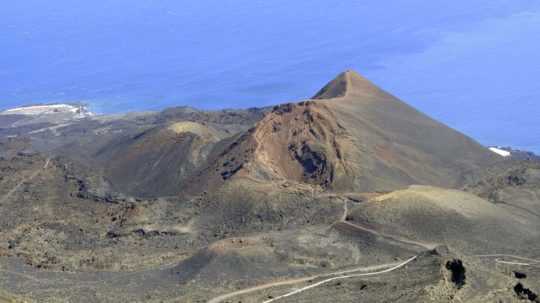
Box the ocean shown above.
[1,0,539,152]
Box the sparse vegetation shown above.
[0,71,539,302]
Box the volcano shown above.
[198,70,497,193]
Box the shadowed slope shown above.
[102,122,220,197]
[347,185,540,253]
[321,70,498,191]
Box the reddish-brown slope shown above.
[193,70,497,193]
[322,70,498,191]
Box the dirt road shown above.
[207,258,415,303]
[475,254,540,267]
[339,201,437,250]
[207,200,432,303]
[262,256,417,303]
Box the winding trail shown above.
[474,254,540,263]
[0,158,50,205]
[208,200,431,303]
[207,277,316,303]
[494,260,540,267]
[339,221,437,250]
[474,254,540,267]
[338,200,437,251]
[207,259,413,303]
[261,256,417,303]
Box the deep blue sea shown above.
[1,1,539,152]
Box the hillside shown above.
[0,71,538,303]
[194,70,497,194]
